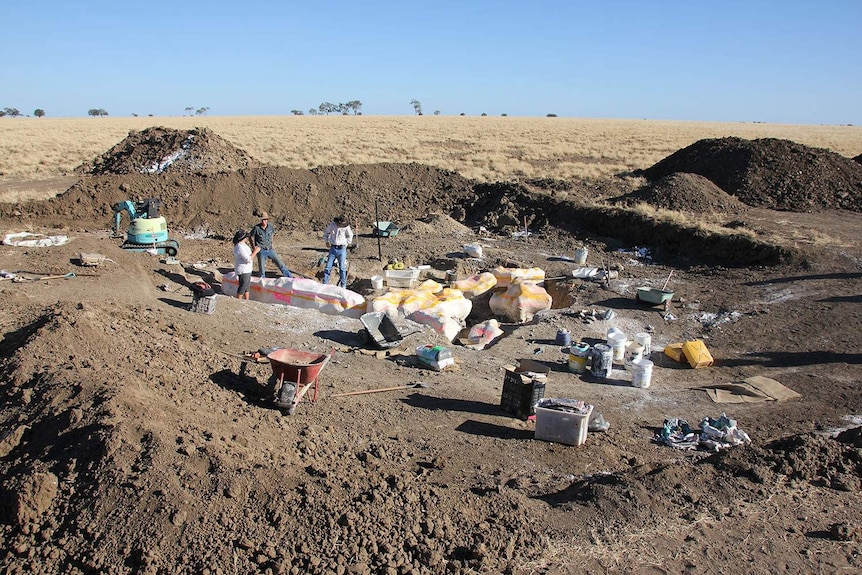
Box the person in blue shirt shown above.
[249,211,292,278]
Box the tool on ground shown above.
[217,349,271,363]
[112,198,179,256]
[38,272,76,281]
[349,219,359,252]
[330,381,428,398]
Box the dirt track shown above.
[0,128,860,574]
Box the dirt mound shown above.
[612,172,749,213]
[0,300,551,574]
[547,429,862,540]
[80,126,262,176]
[15,163,476,236]
[762,431,862,491]
[400,213,475,237]
[638,137,862,212]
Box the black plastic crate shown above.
[500,369,546,419]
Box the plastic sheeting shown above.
[221,273,366,318]
[492,266,545,288]
[489,279,552,323]
[451,272,497,299]
[3,232,70,247]
[369,281,472,341]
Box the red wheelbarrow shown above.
[266,348,333,415]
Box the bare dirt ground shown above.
[0,127,860,575]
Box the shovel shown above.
[330,381,428,398]
[38,272,76,281]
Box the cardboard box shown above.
[534,399,593,446]
[500,359,549,419]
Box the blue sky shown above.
[2,0,860,124]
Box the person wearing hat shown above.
[322,215,354,288]
[232,230,260,299]
[249,211,292,278]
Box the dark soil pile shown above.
[16,163,476,237]
[80,126,262,176]
[610,172,749,213]
[637,137,862,212]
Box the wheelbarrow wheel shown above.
[274,382,296,410]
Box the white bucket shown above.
[371,275,384,290]
[574,247,588,265]
[634,332,652,356]
[608,332,627,361]
[631,358,654,388]
[624,342,644,370]
[606,326,623,341]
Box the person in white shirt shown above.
[233,230,260,299]
[322,216,354,288]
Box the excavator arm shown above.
[112,199,161,234]
[112,201,139,235]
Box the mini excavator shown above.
[112,198,179,256]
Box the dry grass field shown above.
[1,116,860,183]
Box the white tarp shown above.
[221,273,366,318]
[3,232,70,247]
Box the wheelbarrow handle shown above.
[330,382,427,397]
[330,385,410,397]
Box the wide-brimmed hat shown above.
[258,211,270,220]
[233,230,248,244]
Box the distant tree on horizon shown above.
[34,108,45,117]
[434,110,441,116]
[410,99,423,115]
[2,107,22,117]
[185,106,194,115]
[319,102,337,115]
[546,113,558,117]
[308,108,319,115]
[88,108,108,117]
[290,110,304,115]
[344,100,362,115]
[195,107,209,116]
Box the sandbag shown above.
[492,266,545,288]
[460,319,504,350]
[222,273,365,318]
[489,279,552,323]
[368,285,472,341]
[452,272,497,298]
